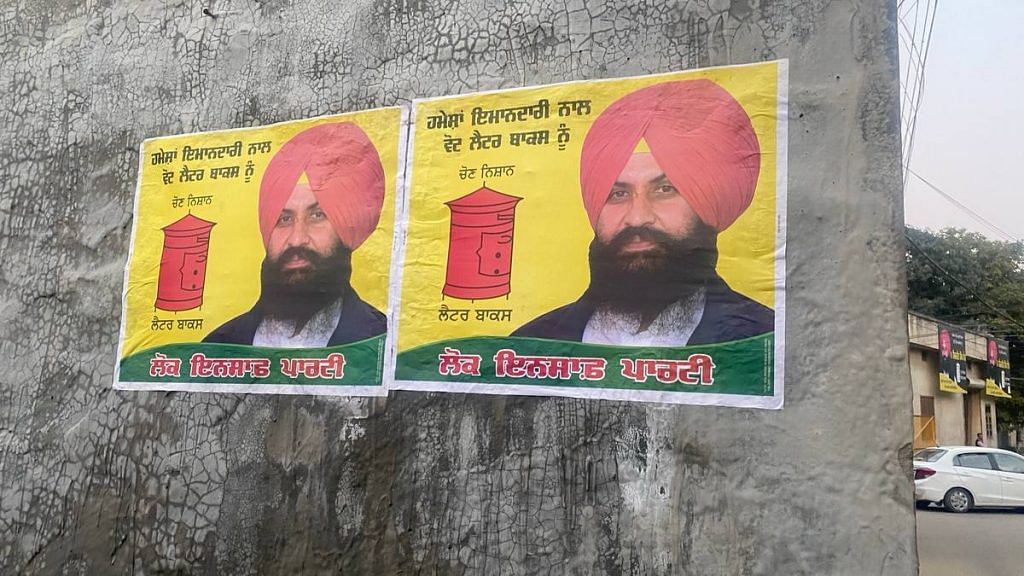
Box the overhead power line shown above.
[897,0,938,178]
[908,169,1020,243]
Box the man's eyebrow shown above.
[305,202,322,212]
[648,173,670,184]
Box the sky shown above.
[900,0,1024,241]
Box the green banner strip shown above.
[396,334,774,396]
[119,335,385,387]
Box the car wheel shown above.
[915,500,931,510]
[943,488,973,513]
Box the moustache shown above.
[272,246,329,271]
[605,226,678,253]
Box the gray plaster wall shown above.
[0,0,915,574]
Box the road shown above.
[917,507,1024,576]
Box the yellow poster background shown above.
[397,61,781,352]
[939,374,967,395]
[121,108,402,359]
[985,379,1011,398]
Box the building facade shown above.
[909,312,1002,449]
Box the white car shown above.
[914,446,1024,512]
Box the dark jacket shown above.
[512,276,774,344]
[203,288,386,346]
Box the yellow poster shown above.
[115,108,404,395]
[391,61,787,408]
[939,374,967,395]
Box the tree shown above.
[905,227,1024,435]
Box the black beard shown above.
[256,244,352,329]
[583,224,718,324]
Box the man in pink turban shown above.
[515,79,773,345]
[205,121,387,347]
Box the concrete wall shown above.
[0,1,915,574]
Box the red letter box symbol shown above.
[443,186,523,300]
[155,214,216,311]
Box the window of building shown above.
[921,396,934,418]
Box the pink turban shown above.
[259,122,385,250]
[579,79,761,232]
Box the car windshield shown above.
[914,448,947,462]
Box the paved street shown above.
[918,507,1024,575]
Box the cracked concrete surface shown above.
[0,0,915,573]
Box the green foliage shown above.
[906,227,1024,432]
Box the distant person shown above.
[205,122,387,348]
[514,80,773,345]
[975,433,984,447]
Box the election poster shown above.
[937,324,968,394]
[115,108,405,395]
[985,338,1012,398]
[390,60,788,408]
